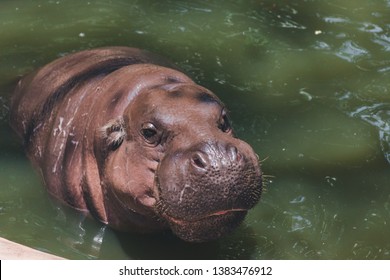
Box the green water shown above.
[1,0,390,259]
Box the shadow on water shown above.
[105,226,258,260]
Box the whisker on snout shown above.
[258,155,270,163]
[260,174,275,192]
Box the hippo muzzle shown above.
[10,47,262,242]
[156,140,262,242]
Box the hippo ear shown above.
[99,117,126,150]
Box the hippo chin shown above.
[10,47,262,242]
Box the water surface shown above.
[1,0,390,259]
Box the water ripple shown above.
[373,34,390,51]
[335,40,370,63]
[359,22,383,33]
[349,103,390,163]
[0,96,9,121]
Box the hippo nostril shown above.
[191,152,208,170]
[227,145,242,163]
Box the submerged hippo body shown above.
[10,47,262,242]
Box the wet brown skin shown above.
[10,47,262,242]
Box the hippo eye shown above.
[140,123,160,144]
[218,110,232,133]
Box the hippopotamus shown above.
[10,47,262,242]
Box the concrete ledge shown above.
[0,237,64,260]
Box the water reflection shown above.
[54,207,107,259]
[335,40,369,63]
[345,101,390,163]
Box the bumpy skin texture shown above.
[10,47,262,242]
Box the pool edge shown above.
[0,237,65,260]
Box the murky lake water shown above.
[1,0,390,259]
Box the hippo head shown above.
[100,83,262,242]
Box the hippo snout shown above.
[190,143,243,172]
[155,140,262,242]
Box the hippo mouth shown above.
[160,208,248,242]
[163,208,247,225]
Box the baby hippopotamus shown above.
[10,47,262,242]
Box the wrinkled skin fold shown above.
[10,47,262,242]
